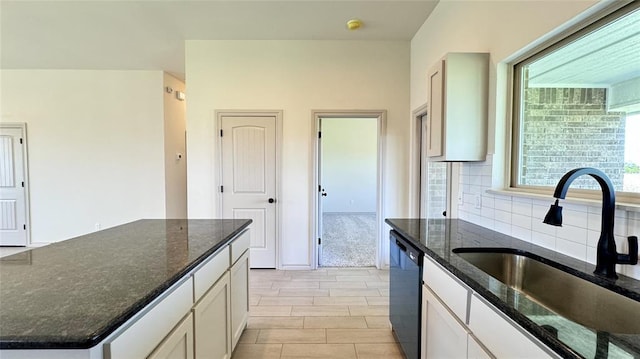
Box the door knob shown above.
[268,198,276,204]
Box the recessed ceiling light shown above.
[347,19,363,31]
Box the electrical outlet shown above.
[475,195,482,209]
[95,223,101,231]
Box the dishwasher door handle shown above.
[395,239,407,252]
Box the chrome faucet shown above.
[543,167,638,279]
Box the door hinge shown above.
[318,185,321,192]
[19,138,23,144]
[23,224,26,230]
[21,181,24,187]
[220,129,223,137]
[220,185,224,193]
[318,131,322,138]
[318,238,321,245]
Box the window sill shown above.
[486,188,640,213]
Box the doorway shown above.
[413,107,454,220]
[313,112,385,268]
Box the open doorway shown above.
[313,112,385,268]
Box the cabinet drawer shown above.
[104,277,193,359]
[423,256,469,323]
[230,230,250,265]
[469,294,554,359]
[193,246,230,302]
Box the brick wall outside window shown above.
[520,87,626,190]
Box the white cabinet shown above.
[467,334,493,359]
[421,285,468,359]
[468,295,553,359]
[194,272,232,359]
[426,52,489,161]
[147,314,194,359]
[230,250,250,350]
[421,254,553,359]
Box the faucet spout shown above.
[544,168,636,280]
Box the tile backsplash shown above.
[457,155,640,280]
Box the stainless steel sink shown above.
[453,248,640,334]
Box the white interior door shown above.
[0,126,28,246]
[220,115,277,268]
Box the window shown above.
[511,2,640,201]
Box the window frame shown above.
[509,0,640,205]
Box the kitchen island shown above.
[386,218,640,359]
[0,218,252,359]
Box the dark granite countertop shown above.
[0,219,251,350]
[386,218,640,359]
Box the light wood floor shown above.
[233,267,402,359]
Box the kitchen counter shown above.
[386,218,640,359]
[0,218,251,350]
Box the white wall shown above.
[186,40,410,268]
[411,0,640,280]
[321,118,377,213]
[163,73,187,218]
[0,70,167,244]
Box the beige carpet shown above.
[321,213,376,267]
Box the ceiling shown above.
[0,0,439,79]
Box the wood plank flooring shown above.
[233,268,402,359]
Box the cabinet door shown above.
[427,59,444,157]
[194,272,232,359]
[230,250,249,350]
[422,285,468,359]
[467,334,494,359]
[148,313,194,359]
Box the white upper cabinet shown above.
[427,53,489,161]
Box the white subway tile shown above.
[481,195,495,209]
[556,225,587,245]
[512,201,532,217]
[556,238,587,261]
[532,204,550,220]
[614,215,627,236]
[470,175,482,187]
[586,247,597,265]
[587,230,600,248]
[512,213,532,230]
[494,220,512,235]
[531,232,556,250]
[562,209,588,228]
[479,216,495,230]
[511,225,532,242]
[468,213,483,226]
[495,198,511,212]
[494,209,512,225]
[481,175,492,188]
[469,185,483,195]
[587,212,601,231]
[532,219,556,236]
[561,202,589,213]
[481,207,495,220]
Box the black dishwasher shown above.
[389,230,423,359]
